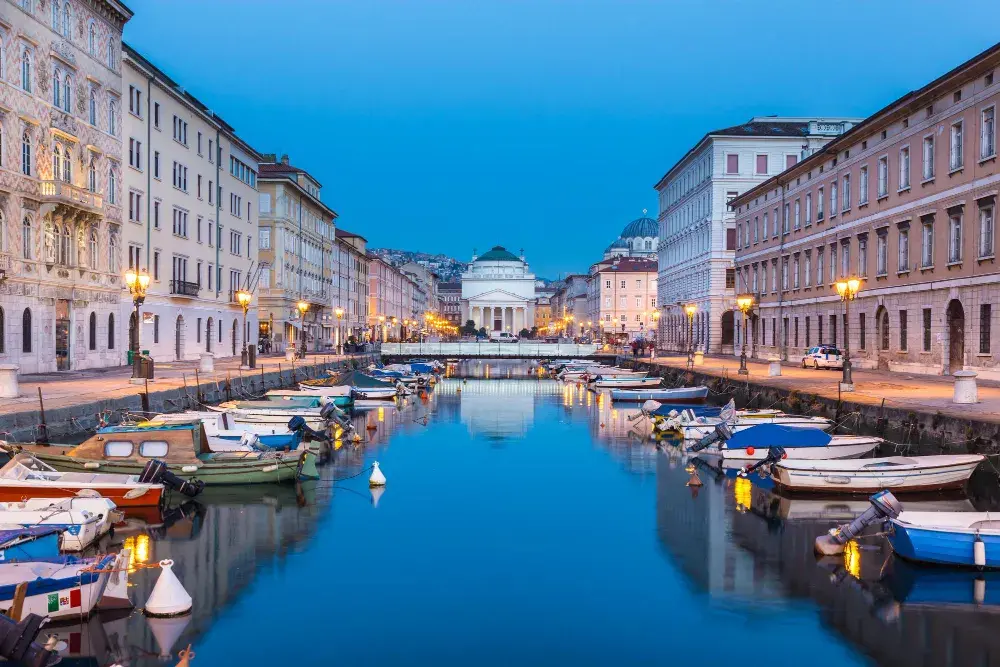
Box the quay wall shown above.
[0,354,378,443]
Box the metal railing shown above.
[170,280,200,297]
[380,342,603,357]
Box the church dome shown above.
[620,216,658,238]
[607,238,630,251]
[476,245,521,262]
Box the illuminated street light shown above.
[124,269,150,379]
[735,294,755,376]
[835,277,862,391]
[684,303,698,369]
[235,289,253,367]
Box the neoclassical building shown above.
[603,214,659,260]
[460,246,536,332]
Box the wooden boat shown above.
[0,497,118,551]
[0,453,165,507]
[772,454,984,493]
[889,511,1000,568]
[592,376,661,389]
[0,551,130,620]
[9,421,318,485]
[610,386,709,403]
[0,526,62,561]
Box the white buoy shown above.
[144,559,193,617]
[369,461,387,487]
[146,613,192,658]
[975,536,987,568]
[370,485,385,508]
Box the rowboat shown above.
[0,453,165,507]
[890,511,1000,568]
[592,377,661,389]
[0,526,62,561]
[772,454,984,493]
[0,497,118,551]
[0,551,129,620]
[610,386,708,403]
[9,421,318,485]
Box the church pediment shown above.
[465,287,530,302]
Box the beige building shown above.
[123,44,261,362]
[0,0,132,372]
[368,255,419,340]
[732,42,1000,378]
[256,155,336,353]
[334,228,368,344]
[586,257,658,342]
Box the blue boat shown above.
[0,527,62,562]
[216,430,303,450]
[890,511,1000,568]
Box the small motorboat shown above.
[0,497,119,551]
[610,386,709,403]
[889,511,1000,568]
[0,453,165,507]
[311,370,402,400]
[772,454,984,493]
[654,399,831,439]
[0,526,62,561]
[592,376,661,390]
[266,389,353,408]
[151,412,304,451]
[0,551,130,620]
[692,423,880,461]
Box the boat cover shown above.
[326,370,397,389]
[724,424,832,449]
[652,405,721,418]
[234,398,320,410]
[0,526,61,547]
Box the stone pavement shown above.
[1,353,361,416]
[642,353,1000,424]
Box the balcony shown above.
[170,280,201,297]
[40,180,103,213]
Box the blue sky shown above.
[123,0,1000,279]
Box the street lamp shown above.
[835,277,862,391]
[684,303,698,369]
[651,310,660,344]
[297,301,309,356]
[124,268,150,379]
[736,294,755,376]
[378,314,386,342]
[334,306,344,353]
[235,289,253,367]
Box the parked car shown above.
[488,331,520,343]
[801,345,844,369]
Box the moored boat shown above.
[772,454,984,493]
[0,526,62,562]
[0,497,118,551]
[0,453,165,508]
[610,386,708,403]
[691,423,880,461]
[592,376,661,389]
[0,551,129,620]
[889,511,1000,568]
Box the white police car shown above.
[801,345,844,369]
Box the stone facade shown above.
[334,228,369,343]
[367,255,420,341]
[732,43,1000,379]
[586,257,657,342]
[0,0,132,373]
[460,246,536,332]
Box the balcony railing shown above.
[40,180,103,212]
[170,280,200,297]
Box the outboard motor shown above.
[738,446,786,477]
[139,459,205,498]
[815,490,902,556]
[288,415,332,446]
[689,422,734,452]
[320,403,355,430]
[0,613,57,667]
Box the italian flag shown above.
[46,589,82,613]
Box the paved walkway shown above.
[643,353,999,423]
[2,353,362,416]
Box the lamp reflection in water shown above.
[733,477,752,511]
[843,539,862,579]
[123,534,151,573]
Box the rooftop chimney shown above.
[280,154,290,165]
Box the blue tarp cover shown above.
[724,424,832,449]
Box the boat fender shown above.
[369,461,387,487]
[975,577,986,605]
[975,535,987,568]
[746,446,755,456]
[181,466,198,474]
[144,560,193,618]
[124,487,149,499]
[814,490,902,556]
[75,488,102,498]
[83,462,101,470]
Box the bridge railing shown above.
[380,342,603,357]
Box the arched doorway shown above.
[946,299,965,374]
[128,311,137,354]
[206,318,213,353]
[232,320,238,356]
[175,315,184,360]
[720,311,735,351]
[750,313,759,358]
[875,305,890,371]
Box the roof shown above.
[336,229,367,242]
[731,41,1000,209]
[475,246,521,262]
[437,282,462,291]
[620,216,658,238]
[599,257,657,273]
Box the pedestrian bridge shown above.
[380,342,607,359]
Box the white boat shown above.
[205,402,328,432]
[583,368,646,380]
[592,377,661,389]
[611,386,709,403]
[0,551,130,619]
[657,409,832,440]
[775,496,976,521]
[690,423,881,462]
[772,454,984,493]
[0,497,118,551]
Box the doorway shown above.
[55,299,70,371]
[129,311,138,356]
[175,315,185,360]
[232,320,238,356]
[875,306,890,371]
[947,299,965,374]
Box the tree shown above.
[478,326,487,338]
[461,319,478,336]
[519,328,531,339]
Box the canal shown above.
[57,360,1000,666]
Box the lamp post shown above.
[736,294,755,375]
[124,268,150,379]
[334,307,344,353]
[235,289,252,367]
[835,277,862,391]
[651,310,660,346]
[378,315,386,343]
[684,303,698,369]
[297,301,309,357]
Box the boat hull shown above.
[890,519,1000,568]
[0,554,118,620]
[593,379,661,389]
[710,436,881,461]
[773,456,983,493]
[669,417,832,440]
[0,530,61,562]
[0,482,163,508]
[611,387,708,403]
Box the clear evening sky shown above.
[124,0,1000,279]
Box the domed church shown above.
[460,246,537,332]
[603,213,659,260]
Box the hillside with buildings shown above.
[368,248,469,282]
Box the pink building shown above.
[586,257,658,342]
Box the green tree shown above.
[461,319,478,336]
[519,328,531,339]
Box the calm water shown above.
[53,360,1000,666]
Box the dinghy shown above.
[0,453,165,508]
[890,511,1000,568]
[0,552,128,620]
[592,376,661,389]
[0,497,118,551]
[610,386,708,403]
[654,400,831,439]
[772,454,984,493]
[691,423,880,462]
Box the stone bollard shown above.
[693,349,705,366]
[953,370,978,404]
[768,356,782,377]
[199,353,215,373]
[285,346,296,362]
[0,364,19,398]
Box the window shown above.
[208,139,214,162]
[88,87,97,125]
[107,42,115,70]
[855,166,868,206]
[877,233,888,275]
[108,99,118,136]
[153,201,160,229]
[197,175,202,198]
[981,204,995,258]
[805,316,811,346]
[89,227,97,269]
[922,135,935,180]
[951,122,964,170]
[899,310,908,351]
[983,107,996,160]
[792,256,800,289]
[22,308,31,353]
[805,193,812,225]
[153,251,160,280]
[87,312,96,351]
[61,2,71,37]
[103,441,133,458]
[620,280,626,289]
[981,304,992,354]
[128,85,142,117]
[725,268,735,289]
[172,116,188,145]
[898,146,910,190]
[898,228,909,272]
[830,315,837,346]
[755,154,768,175]
[197,132,203,154]
[128,191,142,222]
[753,216,759,243]
[877,156,888,197]
[108,224,119,272]
[128,138,142,170]
[107,313,115,350]
[726,154,738,174]
[153,102,160,129]
[208,180,213,204]
[783,204,790,234]
[859,313,866,350]
[949,212,963,263]
[153,314,159,344]
[22,216,31,259]
[830,181,838,216]
[921,219,934,267]
[172,162,188,191]
[172,208,188,238]
[842,174,851,211]
[841,242,850,277]
[196,216,203,242]
[817,187,824,220]
[816,247,824,286]
[21,48,31,93]
[208,222,213,247]
[786,154,797,169]
[923,308,932,352]
[804,252,812,287]
[21,131,31,176]
[762,212,768,240]
[794,199,801,230]
[604,280,610,289]
[859,237,868,276]
[108,166,117,204]
[153,151,160,178]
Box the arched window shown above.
[22,308,31,354]
[62,3,71,38]
[88,88,96,125]
[106,42,115,70]
[0,211,5,254]
[108,99,117,135]
[61,145,70,182]
[0,307,5,354]
[107,313,115,350]
[108,224,119,272]
[87,21,96,55]
[880,309,890,351]
[20,48,31,93]
[88,226,97,269]
[52,69,60,107]
[88,312,96,350]
[21,131,31,176]
[62,75,71,112]
[21,216,31,259]
[645,239,652,250]
[88,156,96,192]
[108,166,117,204]
[59,225,71,266]
[51,1,59,29]
[52,144,61,180]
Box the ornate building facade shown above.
[0,0,132,372]
[460,245,536,332]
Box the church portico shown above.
[461,247,537,334]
